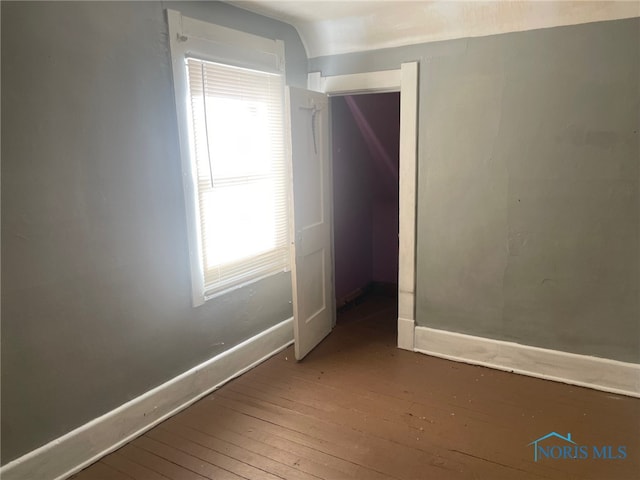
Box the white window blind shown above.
[185,57,289,298]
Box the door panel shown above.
[287,86,334,360]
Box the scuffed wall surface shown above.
[419,19,639,363]
[1,1,306,464]
[311,18,640,363]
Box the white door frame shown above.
[307,62,418,351]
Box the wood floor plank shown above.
[131,436,245,480]
[195,394,411,476]
[266,347,639,436]
[191,401,555,480]
[208,386,539,480]
[145,426,290,480]
[227,367,584,479]
[241,363,498,433]
[69,461,134,480]
[162,406,393,480]
[223,374,538,472]
[265,326,636,428]
[155,422,324,480]
[118,443,214,480]
[73,294,640,480]
[100,451,170,480]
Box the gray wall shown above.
[311,18,640,363]
[1,1,306,464]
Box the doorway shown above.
[330,93,401,315]
[291,63,417,356]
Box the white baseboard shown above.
[397,317,415,351]
[0,317,294,480]
[414,326,640,398]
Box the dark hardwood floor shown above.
[72,295,640,480]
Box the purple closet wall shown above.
[331,96,373,300]
[331,93,400,302]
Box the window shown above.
[168,11,290,305]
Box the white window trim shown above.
[167,9,287,307]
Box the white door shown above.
[287,86,335,360]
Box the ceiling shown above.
[230,1,640,58]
